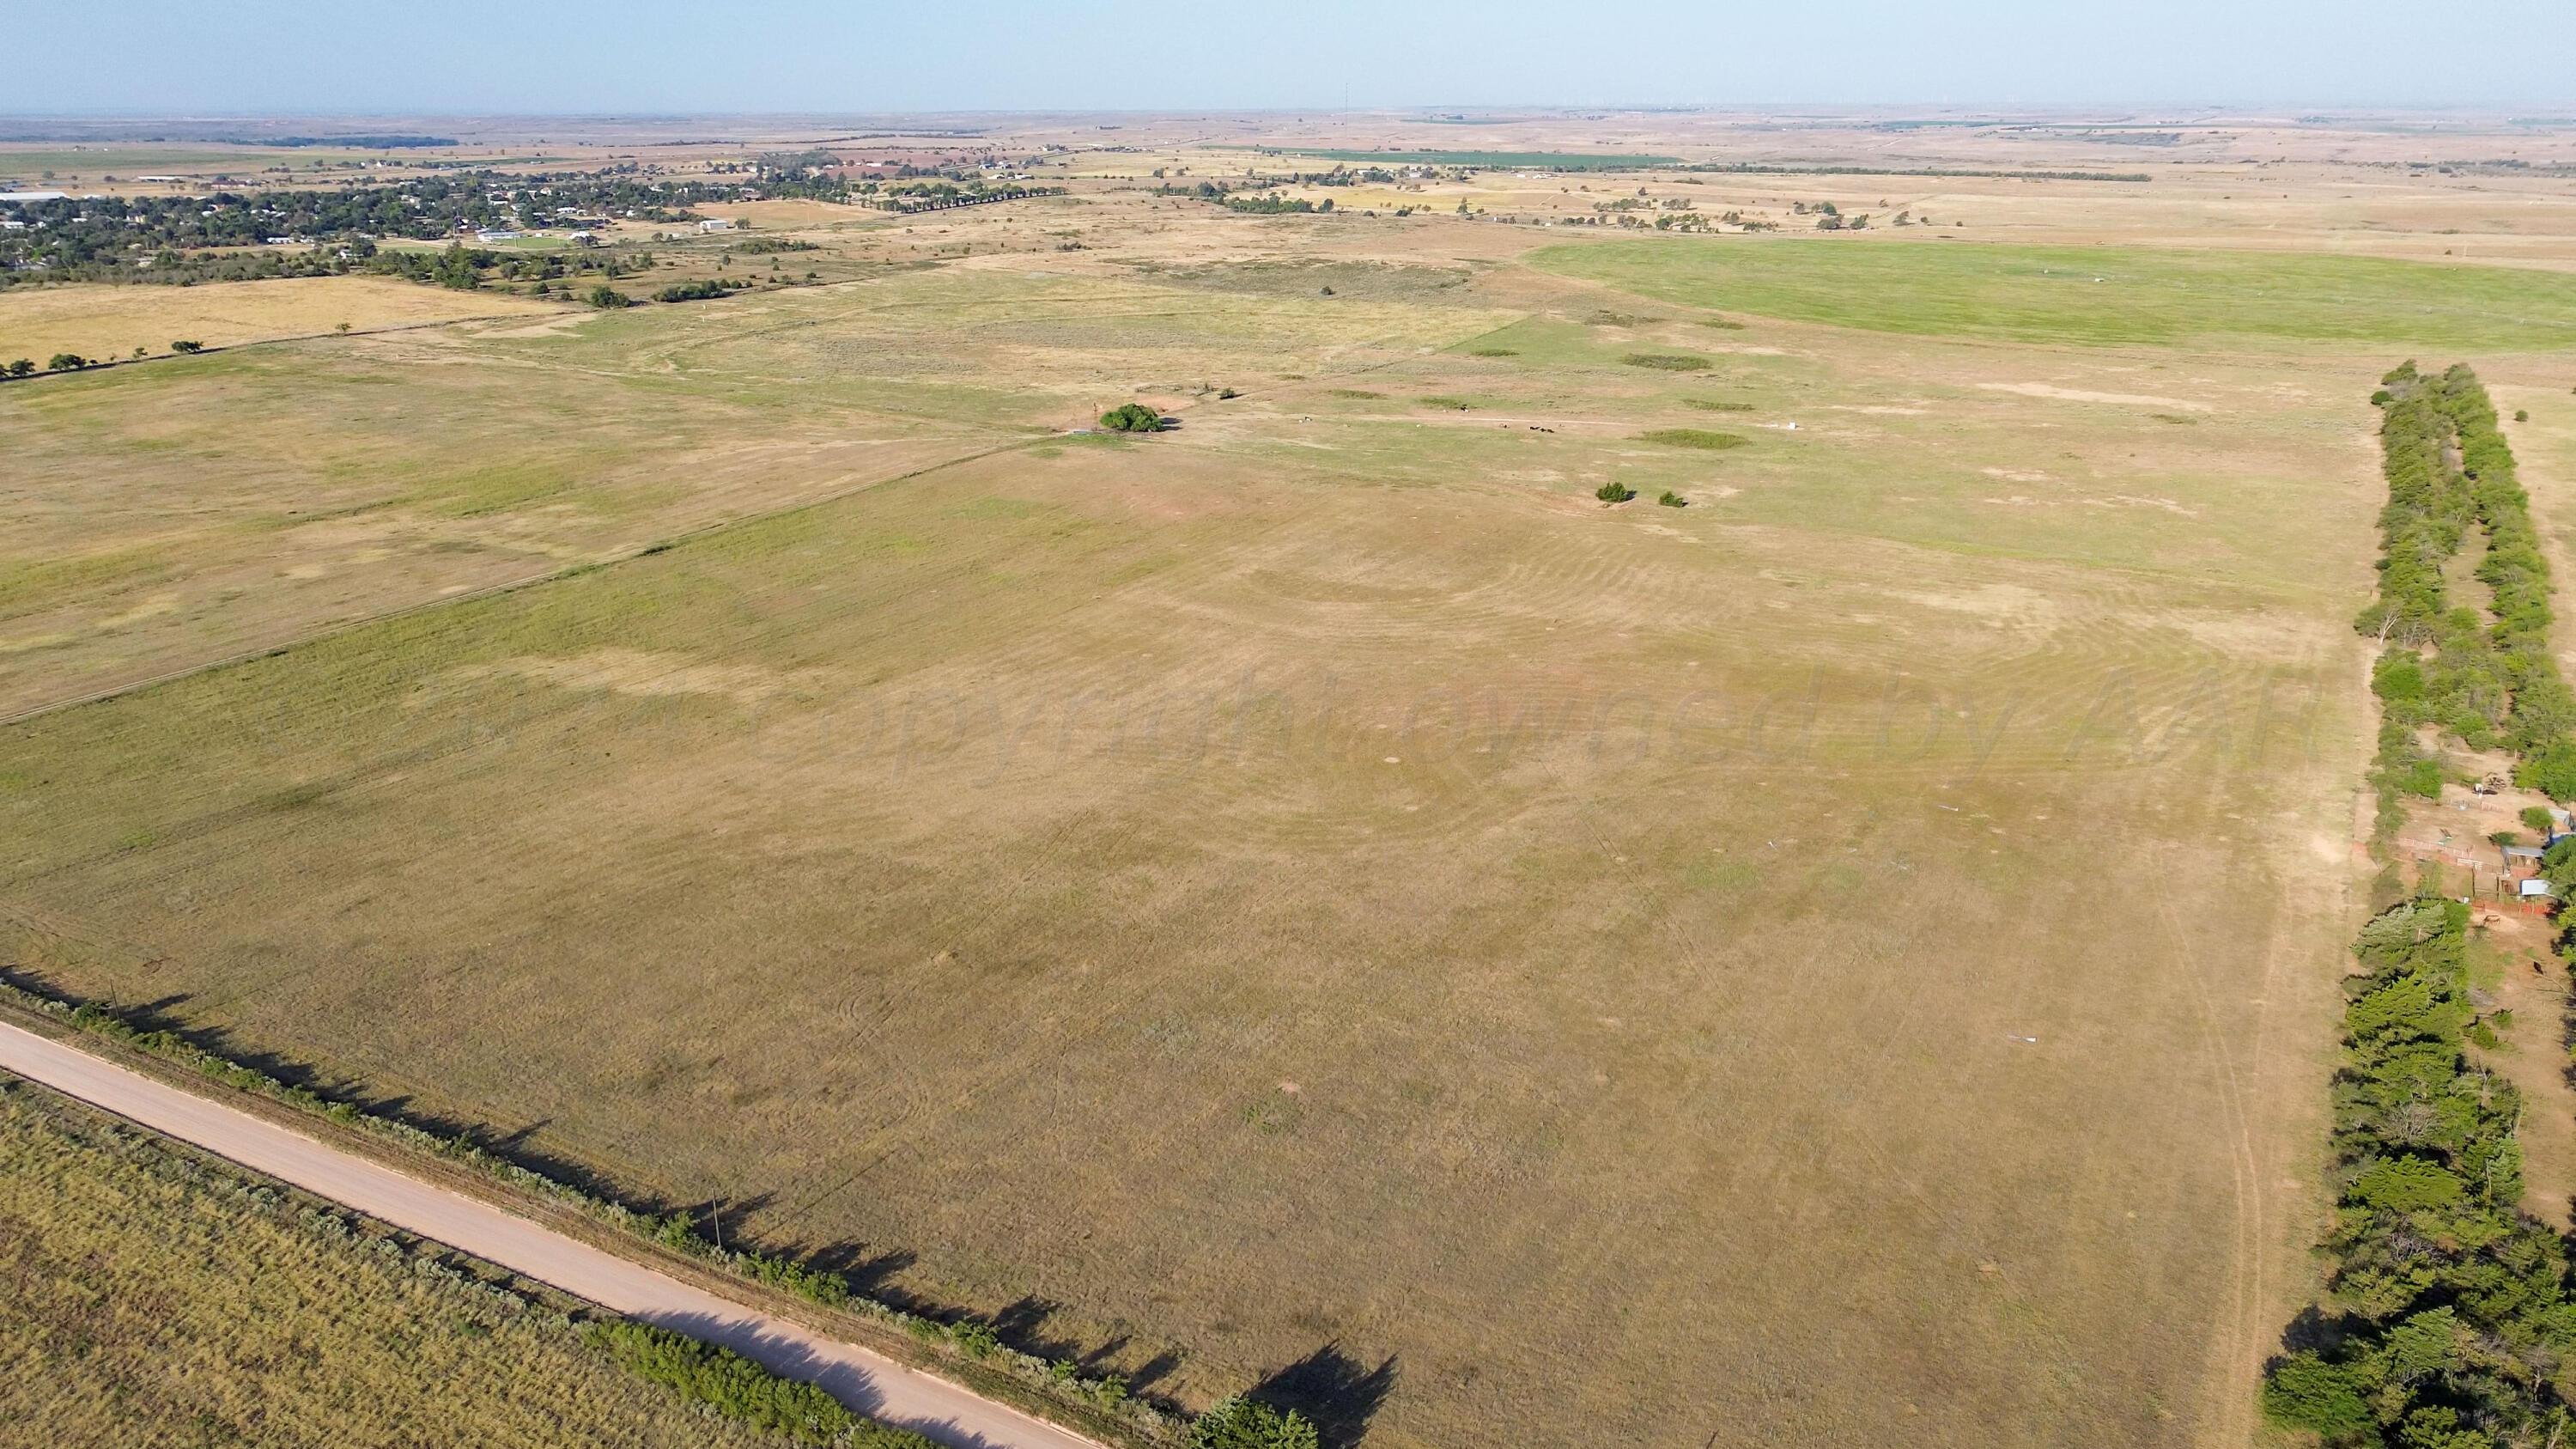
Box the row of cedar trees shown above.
[2264,368,2576,1447]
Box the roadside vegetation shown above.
[0,1079,795,1447]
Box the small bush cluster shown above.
[1619,352,1710,371]
[583,1320,931,1446]
[655,277,746,303]
[1190,1396,1320,1449]
[1595,480,1635,503]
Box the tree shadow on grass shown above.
[1252,1342,1398,1449]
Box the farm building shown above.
[698,217,735,232]
[2521,877,2555,899]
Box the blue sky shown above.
[15,0,2575,113]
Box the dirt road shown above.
[0,1020,1103,1449]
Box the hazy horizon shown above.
[19,0,2575,115]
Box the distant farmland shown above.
[13,142,2576,1448]
[1274,148,1684,169]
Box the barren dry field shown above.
[8,118,2576,1448]
[0,274,563,365]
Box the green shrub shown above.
[2396,757,2443,799]
[1417,395,1473,410]
[1686,399,1755,412]
[1637,429,1748,450]
[1098,401,1163,432]
[581,1319,917,1446]
[1467,347,1517,357]
[1656,490,1686,507]
[1595,481,1635,503]
[1192,1396,1320,1449]
[586,285,631,308]
[2515,409,2530,423]
[2261,1355,2376,1446]
[656,279,734,303]
[2522,805,2555,833]
[46,352,89,371]
[1621,352,1710,371]
[170,339,204,354]
[3,358,31,378]
[2518,738,2576,801]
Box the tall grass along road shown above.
[0,1020,1103,1449]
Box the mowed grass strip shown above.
[1538,237,2576,349]
[1636,429,1749,450]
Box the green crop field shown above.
[15,189,2573,1446]
[0,1081,786,1448]
[1535,237,2576,349]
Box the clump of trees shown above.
[2261,898,2573,1449]
[1224,192,1333,215]
[1098,402,1163,432]
[170,339,203,353]
[654,277,745,303]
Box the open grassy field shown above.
[0,1079,787,1449]
[1534,237,2576,348]
[9,125,2576,1448]
[0,275,562,366]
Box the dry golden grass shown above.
[0,1081,780,1449]
[0,275,562,364]
[9,123,2576,1447]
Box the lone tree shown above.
[46,353,88,371]
[170,339,204,354]
[1099,402,1163,433]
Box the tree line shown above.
[2,976,1318,1447]
[2262,898,2569,1447]
[2266,366,2576,1446]
[2356,363,2576,845]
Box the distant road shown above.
[0,1020,1103,1449]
